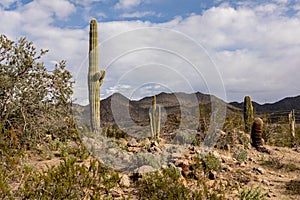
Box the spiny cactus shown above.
[251,117,270,153]
[149,96,161,139]
[244,95,254,134]
[88,18,105,132]
[251,117,264,148]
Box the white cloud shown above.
[1,1,300,103]
[120,11,157,18]
[274,0,289,4]
[115,0,143,10]
[97,12,107,19]
[71,0,107,6]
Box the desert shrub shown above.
[232,147,248,164]
[286,180,300,195]
[0,35,76,148]
[133,153,161,169]
[260,156,284,169]
[202,153,221,174]
[138,167,227,200]
[240,186,267,200]
[137,167,190,200]
[222,112,244,133]
[103,124,128,139]
[20,157,120,199]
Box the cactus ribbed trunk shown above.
[88,18,105,132]
[149,96,161,139]
[251,117,264,147]
[244,95,254,134]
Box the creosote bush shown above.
[21,157,120,199]
[137,167,226,200]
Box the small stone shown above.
[128,147,140,152]
[262,179,269,185]
[111,187,123,198]
[254,167,264,174]
[119,174,130,187]
[175,159,189,167]
[161,165,167,169]
[240,162,246,167]
[134,165,155,174]
[127,138,139,147]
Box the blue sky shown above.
[1,0,300,104]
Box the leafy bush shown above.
[0,35,76,148]
[202,153,221,174]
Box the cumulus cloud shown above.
[120,11,158,18]
[115,0,143,10]
[1,1,300,104]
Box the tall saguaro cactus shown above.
[88,18,105,132]
[244,95,254,134]
[149,96,161,139]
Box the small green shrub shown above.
[261,157,300,172]
[286,180,300,195]
[137,167,190,200]
[284,163,300,172]
[240,186,267,200]
[103,124,128,139]
[260,156,284,169]
[202,153,221,174]
[233,148,248,164]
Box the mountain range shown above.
[74,92,300,130]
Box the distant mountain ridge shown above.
[229,95,300,113]
[75,92,300,129]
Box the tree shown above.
[0,35,75,147]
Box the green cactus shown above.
[88,18,105,132]
[149,96,161,139]
[244,95,254,134]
